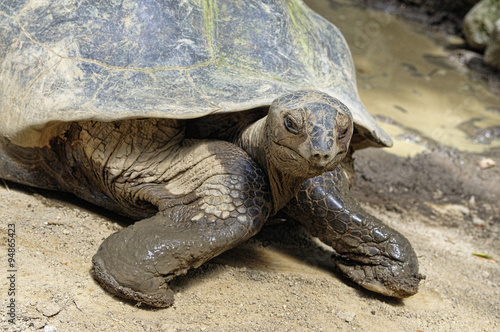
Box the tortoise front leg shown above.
[91,139,271,307]
[284,167,424,298]
[52,120,272,307]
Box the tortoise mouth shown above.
[271,140,341,177]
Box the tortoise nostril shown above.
[311,153,332,165]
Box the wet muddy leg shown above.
[284,167,423,298]
[91,139,271,307]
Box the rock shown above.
[36,302,61,318]
[338,311,357,323]
[463,0,500,51]
[444,204,470,217]
[31,319,48,330]
[484,19,500,70]
[478,157,497,169]
[473,216,488,227]
[44,326,57,332]
[426,203,470,218]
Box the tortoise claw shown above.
[333,254,425,298]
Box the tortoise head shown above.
[265,90,353,178]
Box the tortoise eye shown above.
[338,126,350,140]
[284,115,300,135]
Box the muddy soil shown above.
[349,0,477,35]
[1,145,499,331]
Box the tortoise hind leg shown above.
[90,138,271,307]
[284,167,424,298]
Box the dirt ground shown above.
[1,144,499,331]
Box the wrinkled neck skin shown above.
[236,117,305,215]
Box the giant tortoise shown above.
[0,0,423,307]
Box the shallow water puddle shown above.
[305,0,500,156]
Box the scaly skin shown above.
[50,119,271,307]
[88,90,360,307]
[77,90,355,307]
[0,90,421,307]
[91,139,272,307]
[285,168,424,298]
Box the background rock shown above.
[485,18,500,69]
[463,0,500,51]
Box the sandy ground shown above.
[1,145,499,331]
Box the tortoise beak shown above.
[308,143,348,171]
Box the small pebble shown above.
[479,158,496,169]
[32,320,47,329]
[44,326,57,332]
[37,302,61,317]
[472,216,487,228]
[338,311,356,323]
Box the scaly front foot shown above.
[285,168,424,298]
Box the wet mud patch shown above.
[352,147,500,247]
[347,0,474,35]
